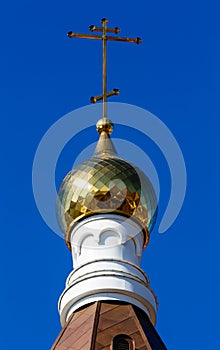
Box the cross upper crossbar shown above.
[67,18,142,118]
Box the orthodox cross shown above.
[67,18,142,118]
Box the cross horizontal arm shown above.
[68,31,142,44]
[90,88,119,104]
[107,36,142,44]
[67,32,103,40]
[89,25,120,34]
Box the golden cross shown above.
[67,18,142,118]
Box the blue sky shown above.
[1,0,219,349]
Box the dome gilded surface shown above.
[56,118,158,248]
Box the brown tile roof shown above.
[51,301,167,350]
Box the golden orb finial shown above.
[96,117,114,135]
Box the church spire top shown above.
[52,18,168,350]
[56,20,157,246]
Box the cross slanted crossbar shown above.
[67,18,142,118]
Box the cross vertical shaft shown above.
[102,18,107,118]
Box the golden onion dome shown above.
[57,118,158,249]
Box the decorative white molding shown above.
[70,214,143,267]
[58,214,157,326]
